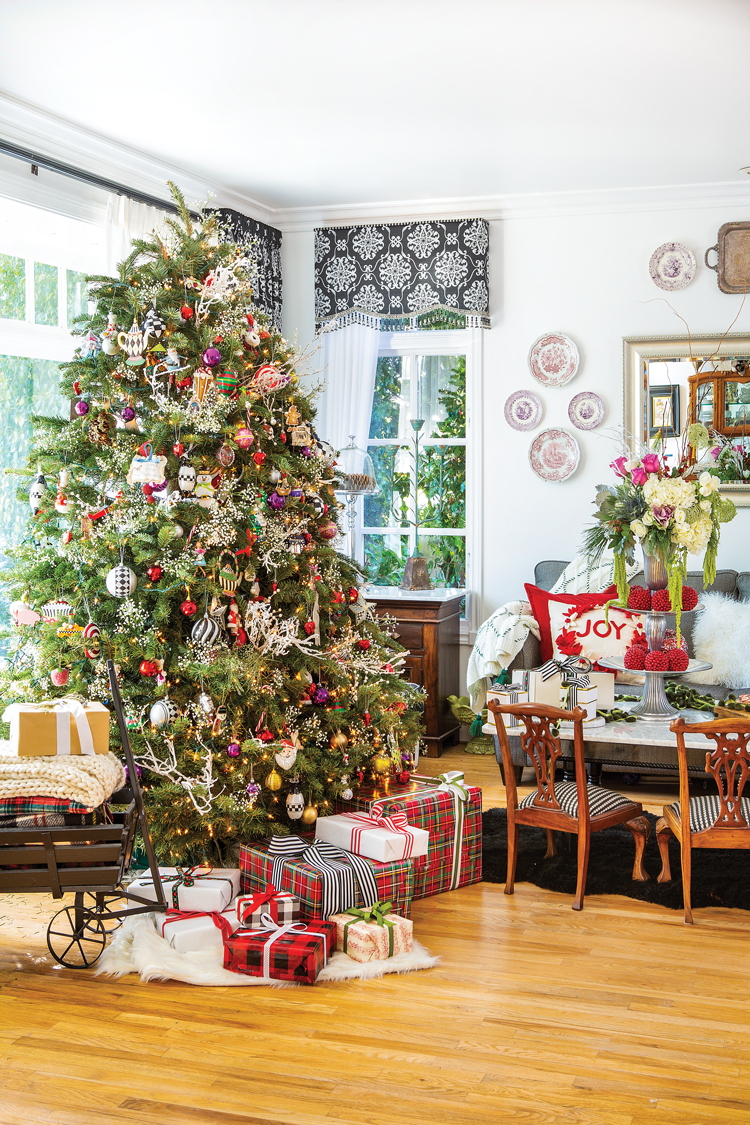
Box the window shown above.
[362,328,482,635]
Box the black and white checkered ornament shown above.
[29,467,46,515]
[308,493,326,518]
[144,306,166,339]
[106,563,137,598]
[149,697,179,729]
[178,462,197,494]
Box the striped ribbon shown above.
[540,656,592,688]
[266,836,379,919]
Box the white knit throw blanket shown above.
[0,748,125,809]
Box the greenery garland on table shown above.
[597,683,721,723]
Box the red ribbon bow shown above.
[161,908,234,942]
[237,883,287,925]
[345,810,417,857]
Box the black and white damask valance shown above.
[314,218,489,332]
[210,207,283,329]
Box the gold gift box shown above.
[13,702,110,756]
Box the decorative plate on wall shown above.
[504,389,543,431]
[648,242,696,291]
[528,332,580,388]
[529,428,580,482]
[568,391,605,430]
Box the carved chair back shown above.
[672,717,750,833]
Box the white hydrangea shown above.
[672,515,712,553]
[643,475,696,510]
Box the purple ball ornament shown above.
[121,406,136,422]
[267,491,286,510]
[246,781,261,798]
[301,446,312,459]
[313,686,330,705]
[74,400,89,416]
[227,741,241,758]
[202,347,222,367]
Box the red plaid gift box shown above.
[333,770,481,900]
[239,839,414,919]
[236,884,300,928]
[224,917,337,984]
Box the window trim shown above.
[365,328,483,642]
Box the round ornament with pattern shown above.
[41,599,73,623]
[528,428,580,482]
[253,364,291,394]
[504,390,543,431]
[83,620,101,659]
[178,461,197,494]
[149,697,179,729]
[191,612,222,645]
[106,564,137,598]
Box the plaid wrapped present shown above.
[0,795,94,817]
[224,916,337,984]
[236,884,300,928]
[239,838,414,919]
[333,770,481,900]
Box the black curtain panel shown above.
[211,207,283,330]
[314,219,490,331]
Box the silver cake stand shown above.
[600,607,711,721]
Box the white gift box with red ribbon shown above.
[160,902,243,953]
[314,810,429,863]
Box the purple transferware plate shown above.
[529,428,580,482]
[504,389,543,431]
[528,332,579,388]
[568,391,605,431]
[649,242,696,291]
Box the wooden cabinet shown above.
[689,365,750,436]
[366,589,464,758]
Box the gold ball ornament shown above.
[265,768,283,791]
[300,802,318,826]
[330,730,348,751]
[372,753,391,776]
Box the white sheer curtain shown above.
[315,323,380,453]
[105,194,171,274]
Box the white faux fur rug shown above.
[96,913,439,986]
[685,592,750,687]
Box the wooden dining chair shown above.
[488,700,651,911]
[656,715,750,924]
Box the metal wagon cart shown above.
[0,660,167,967]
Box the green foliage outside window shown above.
[0,254,25,321]
[34,262,58,326]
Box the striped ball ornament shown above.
[83,620,101,659]
[191,612,222,645]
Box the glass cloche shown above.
[334,436,379,495]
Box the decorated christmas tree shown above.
[0,185,423,863]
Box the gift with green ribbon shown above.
[330,899,413,963]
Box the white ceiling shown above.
[1,0,749,213]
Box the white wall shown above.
[282,194,750,636]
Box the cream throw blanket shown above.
[0,748,125,809]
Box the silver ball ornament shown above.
[150,697,179,729]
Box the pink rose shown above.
[630,466,647,486]
[711,446,721,461]
[641,454,660,474]
[611,456,628,478]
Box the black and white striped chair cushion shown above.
[519,782,636,819]
[666,795,750,833]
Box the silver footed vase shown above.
[642,548,668,652]
[630,547,676,721]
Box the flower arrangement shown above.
[706,433,750,483]
[583,430,736,627]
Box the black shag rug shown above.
[483,808,750,911]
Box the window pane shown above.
[364,533,409,586]
[417,534,466,588]
[695,380,713,427]
[34,262,58,326]
[369,356,408,439]
[417,354,465,438]
[364,445,410,527]
[67,269,88,326]
[418,445,465,529]
[0,254,25,320]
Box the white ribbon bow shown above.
[2,697,95,756]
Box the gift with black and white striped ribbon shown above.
[266,836,379,919]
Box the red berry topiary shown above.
[627,585,651,610]
[645,650,670,671]
[668,649,690,671]
[624,645,647,669]
[651,588,672,612]
[682,586,699,611]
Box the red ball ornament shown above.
[260,330,270,339]
[253,450,267,466]
[139,660,157,677]
[180,304,194,320]
[398,770,410,785]
[236,427,254,450]
[319,520,337,540]
[235,628,247,646]
[280,432,287,443]
[180,600,198,617]
[142,482,154,497]
[363,712,371,725]
[177,376,192,390]
[173,441,184,457]
[348,587,358,603]
[357,638,371,651]
[303,620,316,635]
[213,334,224,344]
[146,565,163,582]
[259,729,274,743]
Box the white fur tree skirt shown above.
[96,913,439,987]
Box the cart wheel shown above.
[79,892,123,934]
[46,906,107,968]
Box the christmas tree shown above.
[0,185,423,864]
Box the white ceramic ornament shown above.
[275,743,298,770]
[178,462,197,494]
[41,599,73,623]
[150,697,179,729]
[83,620,101,659]
[198,690,214,715]
[106,564,137,598]
[102,312,119,355]
[341,788,354,801]
[286,787,305,820]
[29,466,46,514]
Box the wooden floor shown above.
[1,747,748,1125]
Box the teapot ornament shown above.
[117,319,148,366]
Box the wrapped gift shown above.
[333,771,481,900]
[236,884,300,928]
[314,810,429,863]
[160,905,242,953]
[129,865,240,911]
[1,699,110,756]
[329,901,413,964]
[559,680,598,723]
[224,916,337,984]
[239,838,413,919]
[486,684,529,728]
[523,666,615,710]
